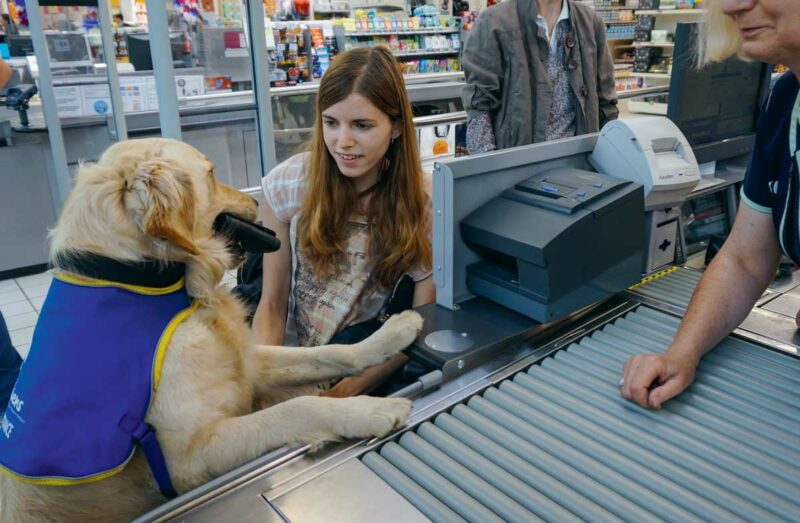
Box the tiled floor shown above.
[0,269,238,360]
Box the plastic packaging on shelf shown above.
[270,23,311,86]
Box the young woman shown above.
[620,0,800,409]
[252,47,434,397]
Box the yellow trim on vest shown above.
[628,266,680,290]
[54,272,186,295]
[0,451,133,486]
[152,301,200,393]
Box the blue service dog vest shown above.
[0,272,197,496]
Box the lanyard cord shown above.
[791,90,799,158]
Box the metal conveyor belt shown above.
[628,267,702,309]
[361,305,800,523]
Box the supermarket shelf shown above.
[402,71,464,82]
[632,72,671,79]
[635,8,707,15]
[608,37,635,41]
[634,42,675,48]
[617,85,670,99]
[346,28,458,36]
[313,9,351,14]
[628,99,668,115]
[393,49,459,58]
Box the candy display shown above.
[309,26,339,79]
[269,23,313,86]
[399,57,460,75]
[221,0,242,27]
[344,33,459,54]
[338,13,461,75]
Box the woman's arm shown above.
[251,197,293,346]
[620,203,782,408]
[322,276,435,398]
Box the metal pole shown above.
[144,0,181,139]
[26,0,72,213]
[97,0,128,141]
[244,0,277,173]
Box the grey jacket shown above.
[461,0,619,150]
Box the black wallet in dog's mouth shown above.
[212,213,281,254]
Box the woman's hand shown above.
[319,376,368,398]
[619,351,699,409]
[320,354,408,398]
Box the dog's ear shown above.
[124,159,200,255]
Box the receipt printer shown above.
[590,117,701,273]
[461,167,644,323]
[589,117,700,211]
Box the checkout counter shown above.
[131,125,800,523]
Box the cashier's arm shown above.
[620,203,782,409]
[0,59,11,89]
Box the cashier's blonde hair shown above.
[699,0,743,64]
[299,46,431,288]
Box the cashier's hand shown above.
[619,352,698,409]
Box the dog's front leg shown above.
[247,310,423,390]
[190,395,411,479]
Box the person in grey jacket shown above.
[462,0,619,154]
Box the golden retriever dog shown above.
[0,138,421,522]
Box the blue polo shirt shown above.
[741,73,800,262]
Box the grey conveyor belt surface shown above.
[629,267,702,309]
[361,305,800,523]
[631,267,703,309]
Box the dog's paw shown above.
[331,397,412,440]
[383,310,424,339]
[366,310,424,358]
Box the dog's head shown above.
[50,138,258,299]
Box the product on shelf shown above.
[134,0,147,27]
[634,27,652,41]
[614,67,643,91]
[606,22,636,39]
[309,25,338,79]
[633,46,661,72]
[638,0,660,9]
[637,14,655,30]
[269,23,311,86]
[338,13,462,75]
[648,55,671,74]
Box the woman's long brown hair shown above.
[298,46,432,288]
